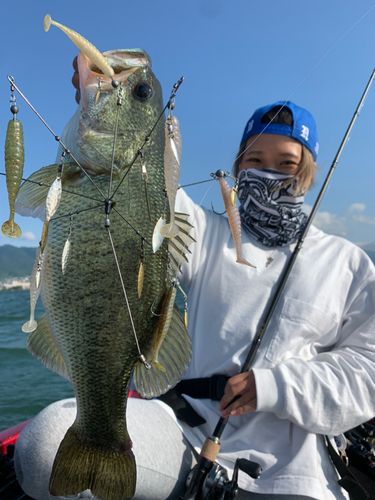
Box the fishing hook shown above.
[150,300,162,317]
[210,170,238,215]
[211,202,226,216]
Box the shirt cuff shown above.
[252,368,284,414]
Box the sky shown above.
[0,0,375,248]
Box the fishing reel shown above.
[184,458,261,500]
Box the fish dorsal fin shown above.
[167,212,195,275]
[16,163,79,216]
[27,314,70,381]
[133,291,192,399]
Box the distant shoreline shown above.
[0,287,29,292]
[0,276,30,291]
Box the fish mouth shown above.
[79,49,152,98]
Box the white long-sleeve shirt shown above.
[162,188,375,499]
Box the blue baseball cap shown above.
[240,101,319,160]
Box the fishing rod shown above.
[181,67,375,500]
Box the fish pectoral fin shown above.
[27,314,70,381]
[16,163,79,216]
[152,361,167,372]
[134,304,192,399]
[49,422,136,500]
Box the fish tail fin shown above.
[49,424,136,500]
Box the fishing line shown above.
[179,178,216,189]
[233,3,375,164]
[108,192,147,204]
[108,86,122,199]
[49,204,104,222]
[6,75,107,200]
[106,227,149,368]
[110,77,184,200]
[112,207,150,242]
[0,172,103,204]
[112,207,170,265]
[174,180,216,275]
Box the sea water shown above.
[0,289,186,432]
[0,290,74,432]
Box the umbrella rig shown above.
[1,73,241,370]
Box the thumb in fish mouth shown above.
[72,55,81,104]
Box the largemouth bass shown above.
[16,46,193,500]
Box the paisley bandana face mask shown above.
[238,168,308,247]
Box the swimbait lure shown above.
[218,176,256,268]
[2,118,24,238]
[44,14,115,82]
[159,115,182,239]
[22,245,43,333]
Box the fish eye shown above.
[132,82,153,100]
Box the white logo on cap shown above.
[301,125,310,141]
[247,120,254,134]
[300,125,309,141]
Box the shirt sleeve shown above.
[253,265,375,435]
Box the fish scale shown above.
[18,40,193,500]
[42,170,168,461]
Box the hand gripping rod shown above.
[181,67,375,500]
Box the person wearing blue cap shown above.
[14,89,375,500]
[232,101,318,248]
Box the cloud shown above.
[303,203,375,237]
[303,204,347,236]
[353,214,375,225]
[20,231,37,241]
[346,203,366,214]
[345,204,375,225]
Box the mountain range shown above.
[0,246,37,281]
[0,242,374,281]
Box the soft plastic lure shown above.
[2,119,24,238]
[159,116,182,239]
[218,177,256,268]
[22,246,42,333]
[40,219,49,254]
[44,14,115,81]
[150,285,177,371]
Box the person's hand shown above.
[72,56,80,104]
[218,371,257,417]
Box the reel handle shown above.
[237,458,262,479]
